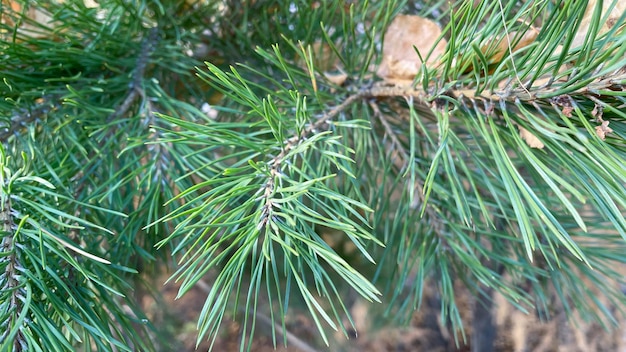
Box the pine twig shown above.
[369,100,409,166]
[258,89,369,229]
[260,82,429,188]
[360,66,626,106]
[0,100,58,143]
[108,26,159,122]
[0,196,26,351]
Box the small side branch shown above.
[0,195,26,350]
[108,26,159,122]
[105,27,171,184]
[454,69,626,103]
[369,100,409,165]
[258,89,371,228]
[267,82,431,176]
[361,67,626,105]
[259,83,434,228]
[257,63,626,229]
[0,100,58,143]
[131,27,159,91]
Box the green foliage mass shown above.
[1,0,625,351]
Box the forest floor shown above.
[141,271,626,352]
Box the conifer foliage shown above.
[1,0,626,351]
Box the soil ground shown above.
[142,271,626,352]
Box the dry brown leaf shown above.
[552,95,574,117]
[595,120,613,140]
[1,0,97,40]
[324,71,348,87]
[376,14,447,85]
[295,41,343,75]
[532,58,569,87]
[571,0,626,49]
[561,105,573,117]
[294,41,345,92]
[519,126,545,149]
[482,25,539,65]
[592,104,603,119]
[453,19,538,80]
[309,41,340,72]
[1,1,54,37]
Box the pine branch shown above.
[0,99,59,142]
[108,26,159,122]
[367,99,443,232]
[259,89,368,229]
[454,67,626,102]
[352,66,626,107]
[0,197,26,351]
